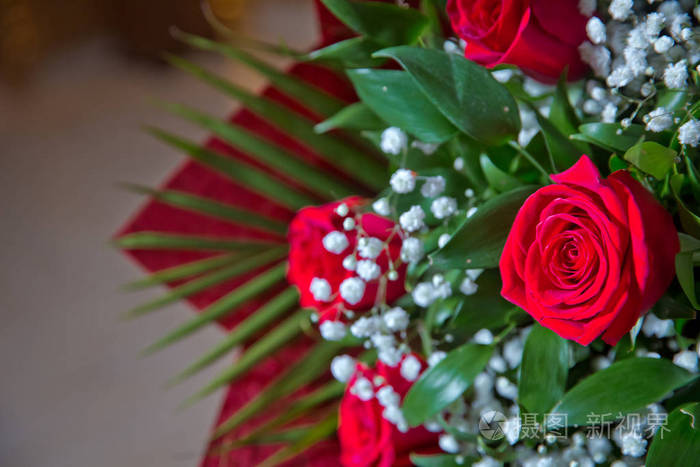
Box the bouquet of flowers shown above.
[117,0,700,465]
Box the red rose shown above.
[446,0,590,82]
[287,197,406,322]
[500,156,679,345]
[338,356,438,467]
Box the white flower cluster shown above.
[578,0,700,134]
[334,354,424,432]
[315,203,405,341]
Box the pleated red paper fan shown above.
[115,2,397,465]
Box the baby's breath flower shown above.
[320,321,347,341]
[431,196,457,219]
[309,277,331,302]
[380,127,407,155]
[421,176,446,197]
[645,107,673,131]
[322,231,349,254]
[399,205,426,232]
[400,237,424,263]
[339,277,365,305]
[679,119,700,146]
[663,59,689,88]
[390,168,416,193]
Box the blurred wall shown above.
[0,1,316,466]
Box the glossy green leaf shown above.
[122,184,288,235]
[115,232,272,251]
[211,339,347,439]
[142,263,287,355]
[374,46,520,146]
[161,102,357,200]
[182,309,310,406]
[321,0,429,46]
[348,69,457,143]
[430,186,536,270]
[307,36,385,68]
[314,102,385,134]
[147,127,317,209]
[169,288,300,382]
[624,141,677,179]
[519,324,569,417]
[402,343,494,426]
[126,247,287,318]
[173,31,344,117]
[576,123,645,152]
[165,54,386,190]
[480,154,523,192]
[123,253,238,290]
[647,403,700,467]
[549,357,696,428]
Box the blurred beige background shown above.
[0,1,316,465]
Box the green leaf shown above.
[624,141,677,179]
[122,184,287,235]
[534,109,581,172]
[448,270,523,340]
[647,403,700,467]
[306,36,385,68]
[147,127,318,209]
[575,123,645,152]
[402,343,494,426]
[671,174,700,240]
[314,102,385,134]
[518,324,569,417]
[374,46,520,146]
[169,287,300,382]
[115,232,273,251]
[181,309,311,406]
[608,154,627,172]
[165,54,386,190]
[654,295,697,320]
[411,454,471,467]
[173,31,345,118]
[126,247,287,318]
[549,358,696,428]
[123,253,238,290]
[430,186,536,270]
[321,0,429,46]
[211,339,347,439]
[480,154,523,192]
[674,232,700,310]
[160,103,358,200]
[549,71,580,137]
[348,69,458,143]
[142,263,287,355]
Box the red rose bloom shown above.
[446,0,590,82]
[500,156,679,345]
[339,356,438,467]
[287,197,405,322]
